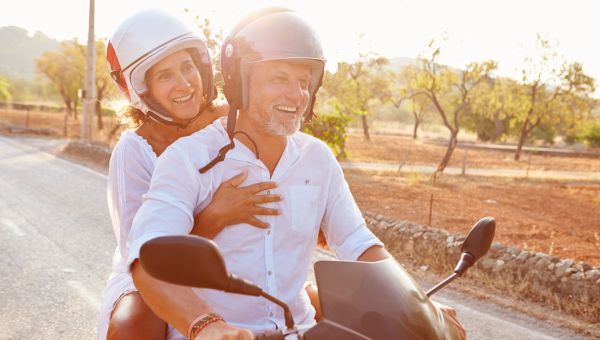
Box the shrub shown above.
[303,106,352,159]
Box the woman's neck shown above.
[136,109,219,156]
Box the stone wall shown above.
[364,212,600,322]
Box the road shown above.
[341,161,600,181]
[0,135,589,339]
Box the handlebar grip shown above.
[255,329,284,340]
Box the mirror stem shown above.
[260,291,295,330]
[426,272,459,297]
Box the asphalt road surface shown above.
[0,135,589,339]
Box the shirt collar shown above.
[222,130,304,179]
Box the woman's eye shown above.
[156,72,171,82]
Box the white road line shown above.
[0,136,107,179]
[1,218,25,236]
[67,280,101,311]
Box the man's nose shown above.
[285,79,307,101]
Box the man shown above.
[127,8,464,340]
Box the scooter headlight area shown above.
[140,217,496,340]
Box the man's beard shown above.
[263,109,304,136]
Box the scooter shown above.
[139,217,495,339]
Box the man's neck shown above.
[234,119,287,177]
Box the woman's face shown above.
[145,50,204,121]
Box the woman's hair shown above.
[117,101,217,129]
[117,105,146,128]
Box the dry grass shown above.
[345,133,600,172]
[0,109,123,147]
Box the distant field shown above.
[345,133,600,172]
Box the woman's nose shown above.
[174,72,192,89]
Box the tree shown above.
[0,77,11,102]
[407,95,432,139]
[463,78,521,143]
[513,35,596,160]
[35,40,84,119]
[414,41,496,174]
[322,55,390,141]
[92,39,118,130]
[393,65,432,140]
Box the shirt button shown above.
[269,312,274,317]
[267,190,271,195]
[268,270,272,276]
[266,230,271,235]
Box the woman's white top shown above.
[108,130,158,275]
[97,130,160,339]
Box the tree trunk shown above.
[64,99,73,120]
[95,101,103,130]
[491,111,504,143]
[361,115,371,141]
[515,120,530,161]
[73,98,79,121]
[412,119,421,139]
[435,130,458,175]
[62,111,69,137]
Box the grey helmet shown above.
[200,8,325,173]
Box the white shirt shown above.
[127,118,383,333]
[107,130,157,275]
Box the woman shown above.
[97,9,282,339]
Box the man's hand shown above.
[194,321,253,340]
[432,300,466,340]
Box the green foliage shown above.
[579,120,600,148]
[303,102,352,159]
[529,123,557,145]
[0,77,11,101]
[35,40,84,115]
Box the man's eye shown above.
[182,63,197,73]
[273,76,287,84]
[299,79,310,90]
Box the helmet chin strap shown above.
[144,94,210,130]
[198,101,260,174]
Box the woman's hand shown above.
[192,170,281,239]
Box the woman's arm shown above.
[191,170,282,239]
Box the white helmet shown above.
[106,9,214,127]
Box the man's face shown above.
[245,60,311,137]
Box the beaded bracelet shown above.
[188,312,225,339]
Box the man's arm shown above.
[130,259,210,333]
[132,260,253,339]
[357,245,393,262]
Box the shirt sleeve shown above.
[320,147,384,261]
[125,142,212,269]
[107,136,153,259]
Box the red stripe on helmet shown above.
[106,41,130,99]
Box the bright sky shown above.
[2,0,600,96]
